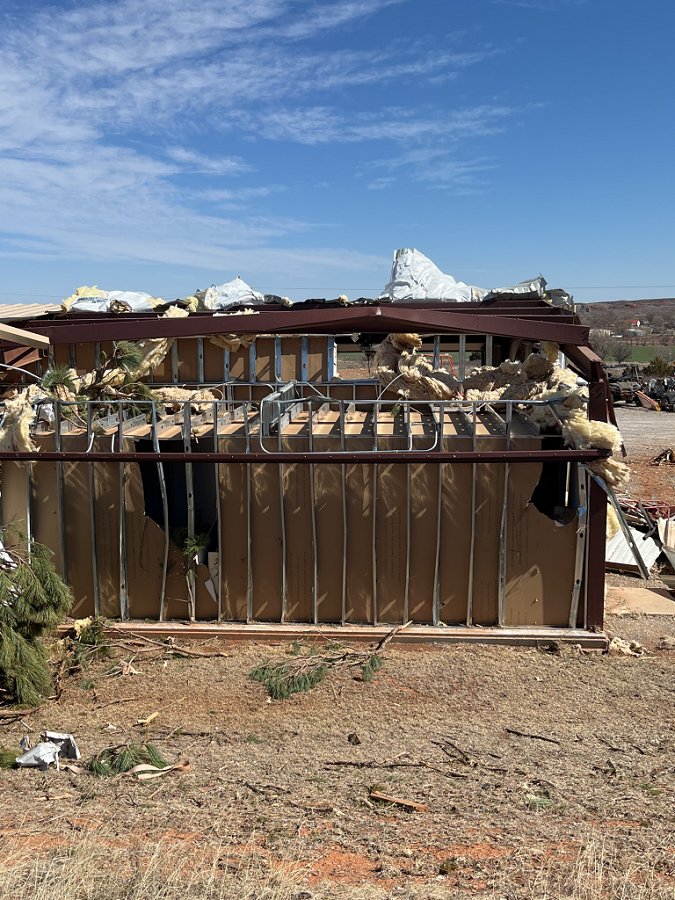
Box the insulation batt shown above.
[374,334,458,400]
[373,334,629,499]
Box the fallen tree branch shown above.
[106,626,229,659]
[325,759,468,779]
[506,727,561,746]
[250,622,411,700]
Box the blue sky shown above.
[0,0,673,304]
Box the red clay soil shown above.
[1,624,674,899]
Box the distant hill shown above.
[577,297,675,327]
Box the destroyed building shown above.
[0,251,627,645]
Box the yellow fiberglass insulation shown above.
[606,504,621,540]
[562,410,623,454]
[373,332,630,495]
[152,386,220,414]
[374,334,458,400]
[208,308,259,352]
[0,387,41,453]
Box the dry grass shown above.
[518,835,674,900]
[0,835,305,900]
[0,831,672,900]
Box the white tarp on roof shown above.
[203,277,264,310]
[378,248,551,304]
[379,249,486,303]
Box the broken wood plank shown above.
[368,788,428,812]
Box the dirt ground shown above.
[614,406,675,502]
[1,622,674,899]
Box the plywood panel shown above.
[407,461,438,624]
[343,463,374,624]
[31,446,61,577]
[218,434,249,622]
[281,436,313,622]
[250,461,283,621]
[204,339,225,383]
[92,450,122,618]
[313,435,345,623]
[374,455,406,624]
[62,433,96,616]
[504,461,577,627]
[255,338,274,382]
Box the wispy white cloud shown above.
[493,0,586,9]
[0,0,521,280]
[165,148,251,175]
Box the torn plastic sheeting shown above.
[380,248,486,303]
[483,276,547,301]
[379,248,555,305]
[202,276,264,310]
[62,288,166,314]
[15,732,81,770]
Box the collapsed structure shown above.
[0,251,626,642]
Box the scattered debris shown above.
[657,636,675,651]
[368,787,429,813]
[347,733,361,746]
[650,448,675,466]
[506,728,561,746]
[122,759,191,781]
[250,623,409,700]
[608,637,647,657]
[105,660,142,677]
[88,742,168,777]
[15,731,80,770]
[135,712,160,727]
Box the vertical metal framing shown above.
[94,342,102,370]
[404,460,411,624]
[223,348,230,381]
[326,336,336,381]
[308,404,318,624]
[341,462,348,626]
[300,336,308,381]
[197,337,205,383]
[459,334,466,380]
[68,343,77,370]
[171,342,179,384]
[279,460,287,622]
[24,461,33,559]
[86,404,100,617]
[277,401,287,622]
[432,462,443,626]
[485,334,493,366]
[213,400,222,621]
[497,403,512,626]
[403,402,411,623]
[432,402,444,626]
[183,405,196,621]
[433,335,441,368]
[569,464,587,628]
[54,401,68,585]
[117,413,128,620]
[248,342,257,383]
[151,403,169,621]
[274,337,282,382]
[372,461,378,625]
[466,405,477,626]
[244,407,253,622]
